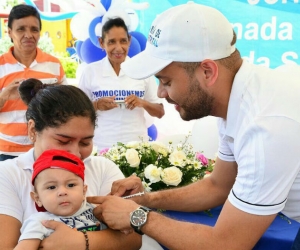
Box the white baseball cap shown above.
[121,1,235,80]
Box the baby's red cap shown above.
[32,149,85,212]
[32,149,85,185]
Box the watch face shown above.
[131,209,147,227]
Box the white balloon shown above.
[126,9,139,31]
[110,0,149,11]
[49,0,106,15]
[95,23,103,37]
[126,2,149,10]
[102,9,131,28]
[70,11,98,41]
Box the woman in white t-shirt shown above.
[78,17,165,150]
[0,78,141,250]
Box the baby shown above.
[14,149,106,250]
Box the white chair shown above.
[190,116,219,159]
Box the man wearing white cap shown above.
[88,2,300,249]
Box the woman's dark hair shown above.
[8,4,42,30]
[101,17,130,40]
[19,78,96,132]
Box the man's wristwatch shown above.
[130,206,151,235]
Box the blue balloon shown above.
[74,40,83,61]
[81,38,106,64]
[148,124,158,141]
[128,36,141,58]
[101,0,112,11]
[130,31,147,51]
[89,16,103,48]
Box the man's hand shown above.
[110,175,144,197]
[87,196,139,231]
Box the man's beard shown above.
[179,78,214,121]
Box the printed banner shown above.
[137,0,300,68]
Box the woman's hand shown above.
[0,79,23,109]
[40,217,142,250]
[94,96,118,111]
[40,221,86,250]
[124,95,144,110]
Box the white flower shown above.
[161,166,183,186]
[168,150,187,167]
[160,149,168,157]
[142,180,152,192]
[126,141,140,149]
[125,148,140,167]
[150,141,168,153]
[185,159,191,164]
[193,161,201,170]
[187,166,193,170]
[102,138,215,192]
[192,176,198,182]
[111,154,120,161]
[120,147,127,153]
[107,146,117,152]
[176,143,183,150]
[141,141,150,148]
[144,164,162,183]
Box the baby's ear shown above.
[83,184,88,196]
[30,191,41,206]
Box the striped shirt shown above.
[0,47,66,155]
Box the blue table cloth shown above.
[161,206,300,250]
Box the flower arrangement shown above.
[100,137,215,192]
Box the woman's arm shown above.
[40,220,141,250]
[93,97,118,111]
[0,80,22,111]
[125,94,165,118]
[141,102,164,118]
[0,215,22,250]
